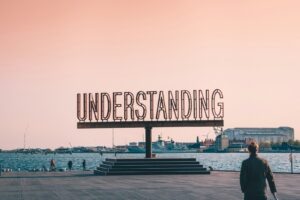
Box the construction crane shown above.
[213,127,223,136]
[69,142,73,155]
[203,132,210,140]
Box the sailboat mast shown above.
[112,128,115,148]
[23,124,28,150]
[23,133,26,149]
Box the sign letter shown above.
[77,93,87,122]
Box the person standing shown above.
[68,160,73,171]
[50,159,56,171]
[240,142,277,200]
[82,159,86,171]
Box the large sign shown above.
[77,89,224,122]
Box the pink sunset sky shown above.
[0,0,299,149]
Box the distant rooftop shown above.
[231,127,293,130]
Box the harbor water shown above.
[0,153,299,173]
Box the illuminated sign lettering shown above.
[77,89,224,122]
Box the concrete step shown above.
[95,158,210,176]
[103,161,200,165]
[99,164,113,168]
[97,164,204,170]
[94,170,210,175]
[94,170,106,175]
[106,158,197,162]
[101,167,208,172]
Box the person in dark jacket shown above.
[240,142,277,200]
[82,159,86,171]
[68,160,73,171]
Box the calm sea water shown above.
[0,153,299,173]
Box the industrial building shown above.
[223,127,294,143]
[215,134,229,151]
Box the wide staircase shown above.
[94,158,210,175]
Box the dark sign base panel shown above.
[77,120,223,129]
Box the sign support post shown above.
[145,127,152,158]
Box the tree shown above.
[260,142,271,148]
[294,140,300,147]
[196,136,200,144]
[288,139,294,145]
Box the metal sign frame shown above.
[77,89,224,158]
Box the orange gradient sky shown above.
[0,0,299,149]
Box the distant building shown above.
[215,134,229,151]
[129,142,138,146]
[115,145,127,152]
[203,139,214,147]
[55,147,72,154]
[223,127,294,143]
[138,142,145,148]
[227,143,248,152]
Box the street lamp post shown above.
[289,145,293,174]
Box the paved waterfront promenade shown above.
[0,171,299,200]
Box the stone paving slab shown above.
[0,171,299,200]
